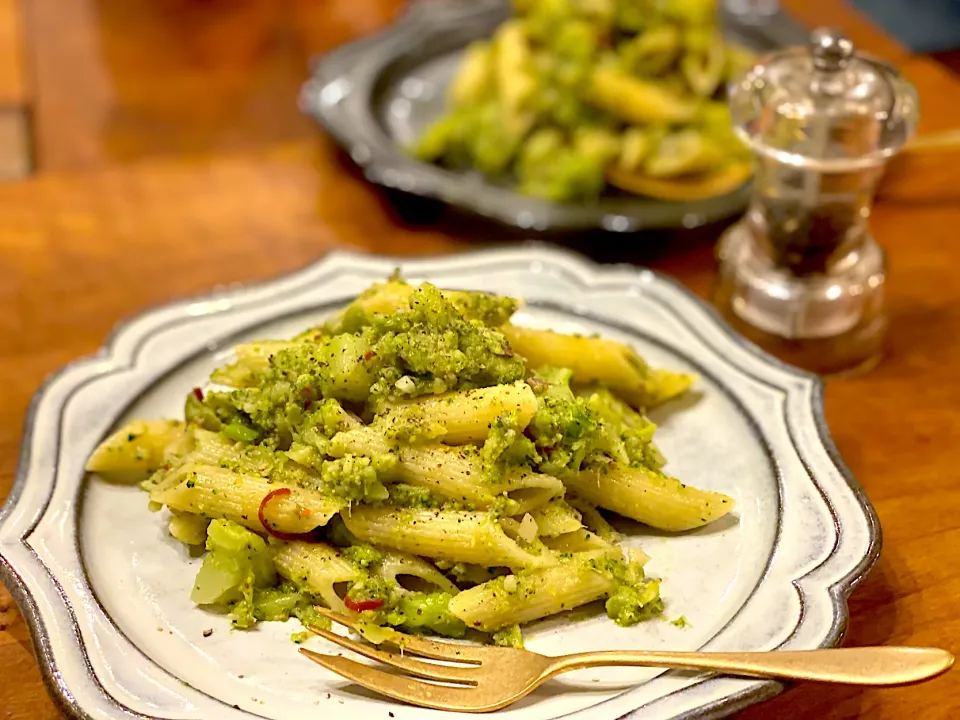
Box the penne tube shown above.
[86,419,185,476]
[378,381,537,444]
[378,551,460,595]
[449,41,493,107]
[566,493,621,542]
[640,368,698,408]
[501,487,561,517]
[342,507,555,570]
[436,561,509,587]
[273,541,360,613]
[564,465,733,532]
[449,551,618,631]
[330,429,563,513]
[167,511,210,546]
[149,463,342,535]
[504,325,695,409]
[643,130,727,179]
[394,444,563,511]
[329,425,395,457]
[494,21,537,136]
[504,325,649,397]
[542,529,614,553]
[523,499,584,538]
[680,31,726,97]
[181,428,321,489]
[587,66,698,124]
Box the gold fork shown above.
[299,609,954,713]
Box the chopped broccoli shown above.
[190,520,277,628]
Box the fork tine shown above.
[312,607,485,663]
[300,650,501,712]
[303,623,478,684]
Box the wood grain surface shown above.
[0,0,26,105]
[2,1,959,719]
[0,0,30,179]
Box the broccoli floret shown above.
[319,455,388,502]
[343,543,384,570]
[492,624,524,648]
[526,368,600,473]
[480,414,539,481]
[190,520,277,629]
[605,580,664,626]
[388,592,467,638]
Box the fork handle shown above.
[544,647,953,686]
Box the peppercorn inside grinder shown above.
[711,29,918,376]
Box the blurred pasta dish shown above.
[414,0,755,203]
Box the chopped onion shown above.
[394,376,417,394]
[517,513,539,543]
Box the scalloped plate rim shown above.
[0,244,881,720]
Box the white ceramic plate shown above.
[0,246,879,720]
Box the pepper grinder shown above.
[712,28,919,376]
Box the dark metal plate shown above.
[301,0,807,232]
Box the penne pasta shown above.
[86,419,185,476]
[564,465,733,532]
[450,41,494,107]
[378,550,460,595]
[587,66,698,124]
[449,551,618,631]
[436,561,509,587]
[273,541,360,613]
[394,444,563,512]
[641,368,698,408]
[524,499,584,538]
[494,21,537,137]
[542,529,614,553]
[167,511,210,546]
[504,325,649,398]
[504,325,695,409]
[377,381,537,444]
[342,507,556,570]
[329,428,564,513]
[566,493,621,542]
[149,463,342,535]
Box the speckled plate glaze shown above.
[300,0,808,232]
[0,246,878,720]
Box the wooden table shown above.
[1,1,959,718]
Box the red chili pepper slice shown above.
[363,350,376,361]
[192,387,204,401]
[257,488,317,542]
[344,596,385,613]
